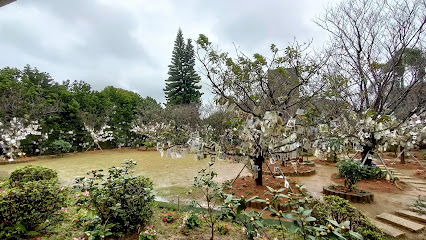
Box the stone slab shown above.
[395,210,426,223]
[403,180,426,185]
[376,213,425,232]
[371,220,406,238]
[397,176,413,179]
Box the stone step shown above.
[376,213,425,232]
[397,176,413,179]
[411,184,426,190]
[395,210,426,223]
[392,172,402,175]
[371,219,406,238]
[403,180,426,185]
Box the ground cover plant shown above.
[73,160,155,237]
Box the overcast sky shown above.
[0,0,336,103]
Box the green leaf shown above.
[288,224,300,234]
[302,209,312,217]
[328,219,340,227]
[305,216,316,222]
[349,231,364,240]
[266,185,275,193]
[246,196,258,202]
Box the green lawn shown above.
[0,149,249,197]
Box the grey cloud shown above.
[0,0,331,103]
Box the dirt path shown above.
[291,162,426,240]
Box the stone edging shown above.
[323,186,374,203]
[263,167,316,177]
[0,158,37,165]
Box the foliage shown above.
[139,225,157,240]
[162,213,177,225]
[73,212,113,240]
[74,160,156,235]
[50,139,72,156]
[164,28,202,105]
[192,163,223,239]
[217,223,230,235]
[337,160,362,190]
[181,212,203,229]
[413,196,426,216]
[360,165,386,180]
[0,172,68,239]
[310,196,383,240]
[9,165,57,185]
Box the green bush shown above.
[0,178,67,239]
[74,160,155,235]
[310,196,383,240]
[50,140,72,156]
[360,165,386,180]
[337,160,362,190]
[9,165,57,186]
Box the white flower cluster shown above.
[0,118,41,161]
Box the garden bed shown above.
[262,163,316,177]
[331,173,407,193]
[225,176,307,211]
[323,185,374,203]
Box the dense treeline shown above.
[0,65,166,155]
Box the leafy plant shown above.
[143,141,156,150]
[50,139,72,156]
[181,212,203,229]
[413,196,426,215]
[162,213,177,225]
[337,160,362,190]
[0,166,67,239]
[139,225,157,240]
[310,196,383,240]
[360,166,385,180]
[74,160,156,235]
[217,223,230,235]
[9,165,57,186]
[192,162,224,239]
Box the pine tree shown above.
[164,29,202,105]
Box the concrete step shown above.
[376,213,425,232]
[403,180,426,185]
[397,176,413,179]
[395,210,426,223]
[371,219,406,238]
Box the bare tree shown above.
[316,0,426,163]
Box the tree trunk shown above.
[361,146,373,166]
[254,155,264,186]
[400,146,405,164]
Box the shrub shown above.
[9,165,57,186]
[182,212,202,229]
[0,179,68,239]
[74,160,155,235]
[360,165,386,180]
[50,140,72,156]
[310,195,383,240]
[337,160,362,190]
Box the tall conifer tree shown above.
[164,29,202,105]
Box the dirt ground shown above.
[293,158,426,240]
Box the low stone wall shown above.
[323,186,374,203]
